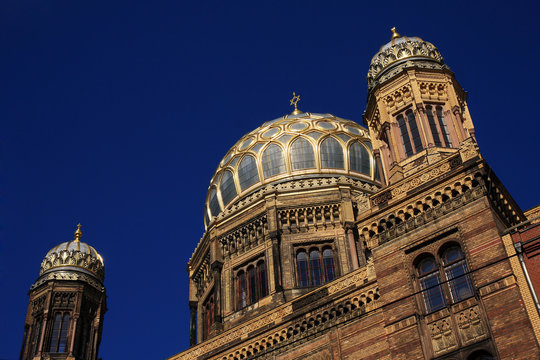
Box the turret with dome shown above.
[20,224,107,360]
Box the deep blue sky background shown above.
[1,1,539,359]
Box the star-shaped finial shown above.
[289,92,302,115]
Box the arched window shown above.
[238,155,259,191]
[442,246,473,302]
[262,144,286,178]
[235,259,268,310]
[323,248,336,282]
[349,142,370,175]
[30,318,42,355]
[426,105,453,148]
[257,261,268,299]
[247,266,257,305]
[49,312,70,353]
[208,188,221,218]
[417,256,446,313]
[310,249,323,286]
[237,270,247,309]
[320,137,344,169]
[296,245,337,288]
[290,137,315,170]
[397,109,424,157]
[203,294,214,339]
[219,170,237,206]
[296,251,309,287]
[436,106,452,147]
[407,110,423,153]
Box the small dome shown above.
[39,224,105,282]
[367,28,445,91]
[204,111,380,227]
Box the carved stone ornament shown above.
[429,317,458,356]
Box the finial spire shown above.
[289,92,302,115]
[74,223,82,242]
[391,27,401,40]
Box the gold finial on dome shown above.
[74,223,82,242]
[391,27,401,40]
[289,92,302,115]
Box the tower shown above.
[167,29,540,360]
[365,27,476,184]
[19,225,107,360]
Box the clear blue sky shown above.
[1,1,539,359]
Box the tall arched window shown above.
[323,248,336,282]
[219,170,237,206]
[436,106,452,147]
[417,256,446,313]
[49,312,70,353]
[247,266,257,305]
[442,246,473,302]
[320,137,344,169]
[208,188,221,218]
[309,249,323,286]
[297,251,309,287]
[30,318,42,356]
[257,261,268,299]
[203,294,214,340]
[237,270,247,309]
[426,105,453,148]
[290,137,315,170]
[238,155,259,191]
[426,105,442,147]
[262,144,286,178]
[349,142,370,175]
[397,109,424,157]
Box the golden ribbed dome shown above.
[39,224,105,282]
[204,111,380,228]
[367,28,445,91]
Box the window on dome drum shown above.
[238,155,259,191]
[235,259,268,310]
[397,109,423,157]
[219,170,237,206]
[426,105,452,148]
[290,137,315,170]
[296,246,336,288]
[48,312,70,353]
[29,317,42,355]
[349,142,370,175]
[208,188,221,218]
[202,293,214,340]
[262,144,286,178]
[320,137,344,169]
[415,244,473,313]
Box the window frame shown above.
[396,108,424,157]
[295,243,337,288]
[414,242,474,314]
[234,256,268,311]
[48,311,70,353]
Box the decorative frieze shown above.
[219,215,268,258]
[278,204,341,233]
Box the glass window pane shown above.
[248,267,257,304]
[58,314,70,353]
[290,137,315,170]
[323,249,335,282]
[238,271,247,309]
[406,110,424,153]
[420,272,446,312]
[49,313,62,352]
[310,250,323,286]
[349,142,370,175]
[436,106,452,147]
[238,155,260,191]
[426,105,442,147]
[208,189,221,218]
[262,144,286,178]
[258,262,267,298]
[219,171,237,206]
[320,137,344,169]
[398,114,413,157]
[297,251,309,287]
